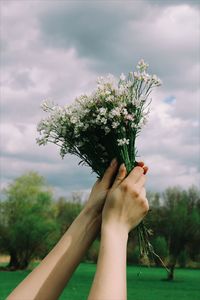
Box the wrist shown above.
[81,205,102,222]
[101,221,128,242]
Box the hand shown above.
[102,163,149,234]
[84,159,118,216]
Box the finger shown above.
[125,166,144,184]
[136,161,148,175]
[140,187,146,199]
[140,188,149,212]
[111,163,127,189]
[101,158,118,188]
[136,161,144,167]
[136,175,146,191]
[143,166,148,175]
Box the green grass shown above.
[0,263,200,300]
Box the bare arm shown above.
[7,159,118,300]
[88,164,149,300]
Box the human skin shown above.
[88,164,149,300]
[7,160,148,300]
[6,159,119,300]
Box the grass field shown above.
[0,263,200,300]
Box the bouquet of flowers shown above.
[37,59,161,258]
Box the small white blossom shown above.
[41,100,55,112]
[112,121,120,128]
[105,90,111,95]
[131,123,138,129]
[110,107,121,118]
[126,114,134,121]
[99,107,107,115]
[101,117,107,125]
[137,59,149,72]
[122,108,128,116]
[106,95,114,102]
[132,98,141,108]
[117,138,130,146]
[70,116,79,124]
[120,73,126,81]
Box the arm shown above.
[7,159,118,300]
[88,164,149,300]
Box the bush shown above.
[151,236,168,266]
[178,250,189,268]
[85,239,100,263]
[127,242,140,265]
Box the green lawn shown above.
[0,263,200,300]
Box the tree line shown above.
[0,172,199,280]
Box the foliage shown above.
[85,239,100,263]
[1,170,199,277]
[178,250,189,268]
[127,242,141,265]
[147,186,200,280]
[151,236,168,266]
[55,197,82,235]
[0,172,59,269]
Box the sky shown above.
[0,0,200,199]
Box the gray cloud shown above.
[0,0,199,197]
[39,1,200,89]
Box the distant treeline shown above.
[0,172,199,280]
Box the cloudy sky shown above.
[1,0,200,198]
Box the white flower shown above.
[142,72,150,82]
[137,59,149,72]
[99,107,107,115]
[120,73,126,81]
[117,85,129,96]
[101,117,107,125]
[132,98,141,108]
[126,114,134,121]
[112,121,120,128]
[152,74,158,82]
[109,108,121,118]
[134,71,139,79]
[131,123,138,129]
[106,95,114,102]
[117,138,130,146]
[41,100,55,112]
[122,108,128,116]
[126,80,133,88]
[105,90,111,95]
[70,116,78,124]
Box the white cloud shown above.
[0,0,199,196]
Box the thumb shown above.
[111,163,127,190]
[101,158,118,188]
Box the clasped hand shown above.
[85,158,149,234]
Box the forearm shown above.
[7,207,101,300]
[88,223,128,300]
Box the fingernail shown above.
[110,158,117,167]
[120,163,126,171]
[143,166,148,174]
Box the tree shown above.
[151,236,168,266]
[161,186,200,280]
[0,172,59,270]
[56,197,82,235]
